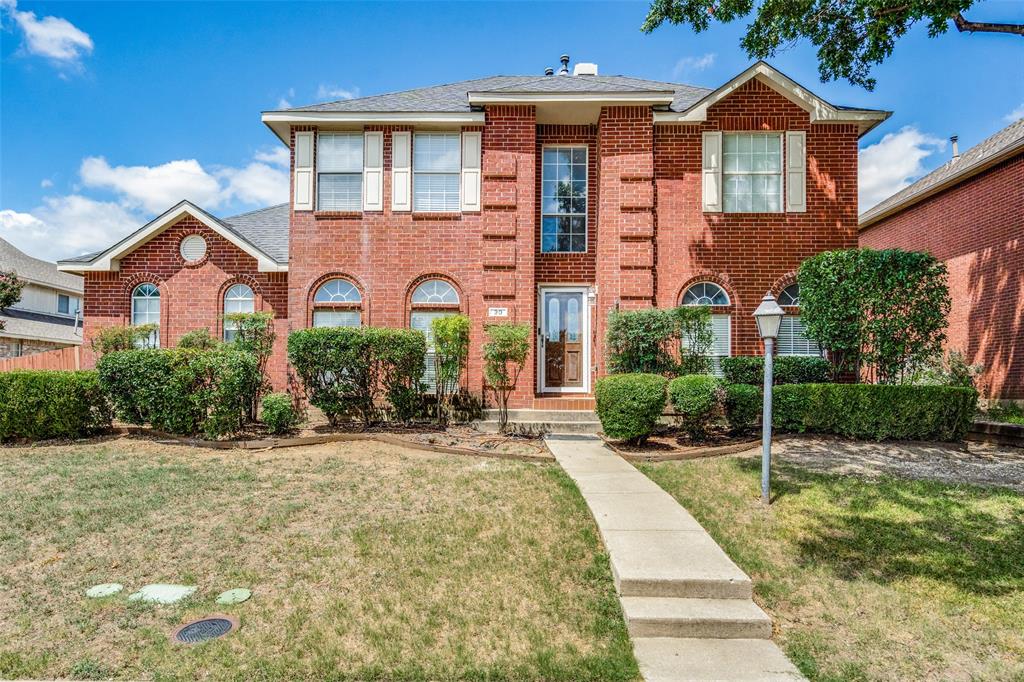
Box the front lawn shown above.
[639,454,1024,682]
[0,438,637,681]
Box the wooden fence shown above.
[0,345,81,372]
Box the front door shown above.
[540,288,589,392]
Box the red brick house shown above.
[58,60,888,409]
[859,118,1023,402]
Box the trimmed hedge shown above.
[595,373,668,444]
[0,370,112,441]
[97,348,260,439]
[261,393,300,434]
[669,375,724,439]
[724,383,760,434]
[773,383,977,442]
[721,355,832,386]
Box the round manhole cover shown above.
[171,615,239,644]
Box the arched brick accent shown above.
[124,273,167,347]
[405,272,466,318]
[216,275,266,340]
[305,273,367,327]
[676,272,738,311]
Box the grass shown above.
[639,455,1024,682]
[0,437,638,681]
[984,404,1024,426]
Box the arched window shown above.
[680,282,730,375]
[410,279,461,393]
[776,283,821,356]
[312,278,362,327]
[131,283,160,348]
[223,284,255,342]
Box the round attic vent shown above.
[180,235,207,262]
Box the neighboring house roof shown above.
[860,117,1024,229]
[0,238,83,292]
[57,201,290,273]
[0,309,81,345]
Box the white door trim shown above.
[538,285,591,393]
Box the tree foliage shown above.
[89,324,159,356]
[642,0,1023,90]
[606,306,713,376]
[0,270,25,331]
[482,323,531,433]
[431,314,470,426]
[798,248,950,384]
[225,312,276,419]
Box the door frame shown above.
[537,285,592,394]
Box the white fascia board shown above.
[467,91,674,105]
[57,201,287,274]
[652,62,890,136]
[261,111,487,144]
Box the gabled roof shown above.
[1,238,83,292]
[57,201,290,273]
[652,62,890,137]
[860,117,1024,228]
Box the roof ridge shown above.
[286,75,532,110]
[224,203,288,221]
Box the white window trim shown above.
[721,131,785,214]
[540,144,589,254]
[412,131,462,213]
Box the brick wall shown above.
[82,216,290,387]
[860,153,1024,399]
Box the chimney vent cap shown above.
[573,62,598,76]
[558,54,570,75]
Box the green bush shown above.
[0,370,112,441]
[178,328,220,350]
[89,324,158,356]
[376,328,428,423]
[261,393,300,434]
[482,323,531,433]
[773,383,977,442]
[724,383,760,434]
[721,355,832,385]
[595,373,668,444]
[432,314,470,425]
[97,348,260,439]
[669,375,724,439]
[606,306,712,376]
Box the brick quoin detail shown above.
[860,153,1024,400]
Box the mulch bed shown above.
[603,426,759,462]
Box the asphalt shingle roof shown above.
[1,238,83,291]
[861,117,1024,226]
[221,204,290,263]
[285,74,712,114]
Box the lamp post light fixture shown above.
[752,292,785,505]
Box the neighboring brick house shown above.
[1,238,83,358]
[58,60,888,408]
[860,118,1023,402]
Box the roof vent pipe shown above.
[544,67,554,76]
[950,135,960,160]
[558,54,570,75]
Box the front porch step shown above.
[483,409,597,422]
[622,597,772,639]
[632,638,804,681]
[473,409,601,435]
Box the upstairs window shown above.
[541,146,587,253]
[413,133,461,212]
[223,284,255,342]
[777,283,821,357]
[131,283,160,348]
[312,278,362,327]
[723,133,782,213]
[318,133,363,211]
[57,294,71,315]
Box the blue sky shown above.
[2,0,1022,261]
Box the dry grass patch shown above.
[640,454,1024,682]
[0,437,637,681]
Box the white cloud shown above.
[1,0,93,68]
[81,157,225,213]
[253,147,290,167]
[219,162,288,205]
[1,196,141,261]
[40,178,53,188]
[859,126,946,211]
[671,53,715,80]
[276,87,295,109]
[1005,103,1024,123]
[316,84,359,101]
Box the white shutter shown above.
[293,131,314,211]
[786,131,807,213]
[391,131,411,211]
[702,131,723,212]
[363,131,383,211]
[460,131,482,212]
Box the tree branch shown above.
[952,12,1024,36]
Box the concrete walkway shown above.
[545,434,803,682]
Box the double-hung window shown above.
[317,133,363,211]
[723,133,782,213]
[413,133,461,212]
[541,146,587,253]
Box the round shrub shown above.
[595,373,668,444]
[669,374,724,439]
[261,393,300,434]
[0,370,112,441]
[724,383,760,434]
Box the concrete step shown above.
[603,529,753,599]
[622,597,772,639]
[632,637,804,681]
[473,419,601,435]
[482,408,597,422]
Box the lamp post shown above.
[753,292,785,505]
